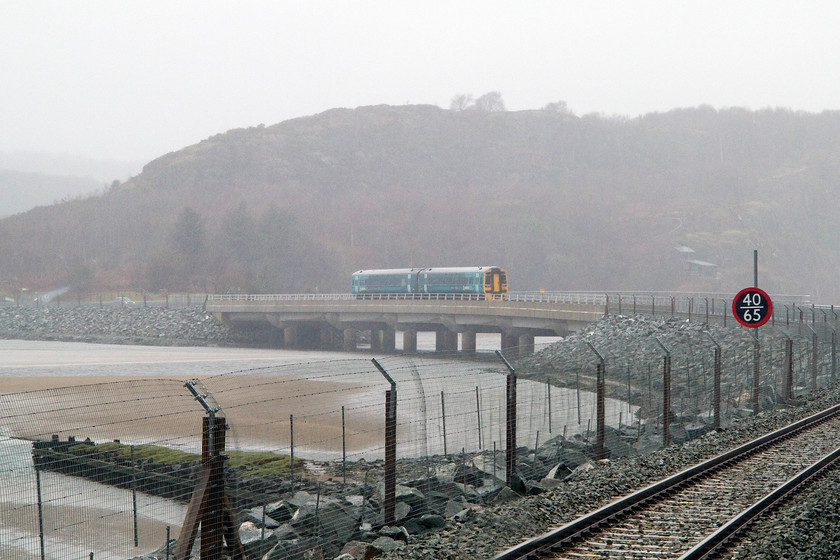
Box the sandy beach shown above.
[2,373,385,457]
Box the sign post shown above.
[732,250,772,415]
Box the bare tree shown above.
[543,100,572,114]
[474,91,505,112]
[449,93,473,111]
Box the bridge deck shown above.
[207,294,605,337]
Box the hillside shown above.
[0,104,839,300]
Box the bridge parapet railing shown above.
[207,292,617,305]
[207,292,600,303]
[206,291,814,311]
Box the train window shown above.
[362,275,406,287]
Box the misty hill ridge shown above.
[1,104,838,300]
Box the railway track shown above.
[493,403,840,560]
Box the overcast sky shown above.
[2,1,839,166]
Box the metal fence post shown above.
[806,323,819,391]
[782,332,794,401]
[496,350,517,487]
[36,464,45,560]
[547,382,553,435]
[177,381,245,560]
[475,386,483,449]
[656,338,671,447]
[723,299,728,327]
[290,414,295,492]
[707,333,722,430]
[441,391,448,457]
[131,445,138,547]
[372,359,397,525]
[586,342,606,459]
[341,406,346,485]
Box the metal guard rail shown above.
[206,291,813,309]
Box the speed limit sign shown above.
[732,287,772,328]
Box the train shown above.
[351,266,508,299]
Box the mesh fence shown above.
[1,319,837,560]
[0,378,194,559]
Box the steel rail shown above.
[677,444,840,560]
[492,402,840,560]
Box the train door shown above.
[484,269,505,300]
[498,269,507,293]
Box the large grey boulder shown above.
[262,538,303,560]
[238,524,278,559]
[242,505,282,528]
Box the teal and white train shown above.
[351,266,508,299]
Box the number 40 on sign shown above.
[732,287,773,328]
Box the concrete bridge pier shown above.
[436,329,458,353]
[402,330,417,353]
[282,324,336,349]
[320,325,343,350]
[343,328,356,352]
[462,330,477,353]
[283,326,297,348]
[499,332,536,357]
[501,333,519,353]
[518,333,535,355]
[381,327,396,353]
[367,327,396,352]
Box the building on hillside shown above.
[675,246,719,279]
[686,259,719,279]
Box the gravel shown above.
[378,383,840,560]
[515,314,830,407]
[0,304,236,346]
[717,464,840,560]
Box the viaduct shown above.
[206,293,606,354]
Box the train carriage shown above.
[350,268,420,294]
[351,266,507,299]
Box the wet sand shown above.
[1,374,385,456]
[0,341,392,455]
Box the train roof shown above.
[353,266,504,275]
[419,266,503,273]
[352,268,421,276]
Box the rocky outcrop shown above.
[0,304,236,346]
